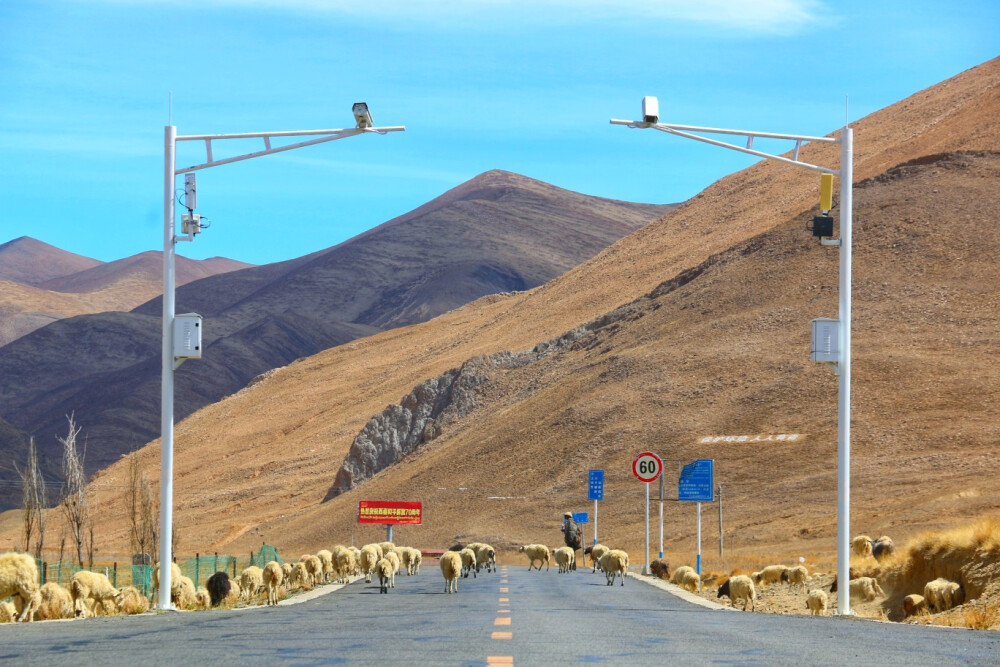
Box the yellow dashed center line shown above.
[494,617,511,626]
[491,631,513,640]
[487,657,513,666]
[499,597,509,603]
[499,587,509,593]
[497,609,510,614]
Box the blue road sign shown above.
[572,512,589,524]
[679,459,714,502]
[588,469,605,500]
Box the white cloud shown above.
[82,0,829,34]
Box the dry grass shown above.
[962,600,1000,630]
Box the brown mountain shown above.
[0,237,102,285]
[36,57,1000,565]
[0,245,253,347]
[0,173,672,509]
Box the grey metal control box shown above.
[173,313,203,360]
[811,318,840,363]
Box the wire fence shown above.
[28,544,284,598]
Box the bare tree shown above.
[125,455,158,562]
[59,413,89,568]
[17,437,47,558]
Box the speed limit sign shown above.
[632,451,663,483]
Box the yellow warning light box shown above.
[820,173,834,212]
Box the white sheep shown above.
[924,578,965,613]
[902,593,928,617]
[752,565,789,588]
[806,589,828,616]
[459,548,478,579]
[830,576,885,602]
[0,600,18,623]
[70,570,123,618]
[240,565,265,601]
[397,547,415,575]
[553,547,576,574]
[410,548,423,575]
[587,544,610,573]
[671,565,695,586]
[263,561,283,606]
[117,586,150,615]
[288,562,310,590]
[474,544,496,574]
[281,562,294,583]
[781,565,809,591]
[0,552,41,622]
[377,558,394,594]
[598,549,629,586]
[304,555,323,587]
[851,535,873,558]
[175,575,197,610]
[378,542,396,558]
[195,587,211,610]
[717,575,756,611]
[384,552,400,589]
[37,582,73,620]
[153,561,182,595]
[335,548,357,584]
[440,551,462,593]
[518,544,551,571]
[678,570,701,592]
[317,550,334,583]
[226,579,242,605]
[359,546,380,583]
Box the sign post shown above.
[588,470,604,546]
[358,500,423,543]
[633,452,663,575]
[678,459,714,584]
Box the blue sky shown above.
[0,0,996,265]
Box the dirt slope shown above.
[8,58,998,565]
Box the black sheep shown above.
[206,571,231,607]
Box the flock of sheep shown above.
[0,531,970,623]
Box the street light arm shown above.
[609,119,839,175]
[176,126,406,174]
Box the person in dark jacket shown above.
[561,512,582,570]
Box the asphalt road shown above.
[2,565,998,666]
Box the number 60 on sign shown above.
[632,451,663,483]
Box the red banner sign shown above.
[358,500,423,525]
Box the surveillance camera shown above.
[642,96,659,124]
[353,102,373,129]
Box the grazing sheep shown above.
[780,565,810,591]
[829,576,885,602]
[0,601,17,623]
[440,551,462,594]
[902,593,928,617]
[0,552,42,622]
[717,575,756,611]
[648,559,671,580]
[924,578,965,613]
[598,549,629,586]
[806,589,828,616]
[195,587,211,610]
[474,544,496,574]
[872,536,896,562]
[335,548,357,584]
[678,570,701,592]
[359,546,380,583]
[671,565,695,586]
[317,550,334,583]
[206,571,232,607]
[376,558,394,594]
[303,555,323,587]
[281,562,294,583]
[751,565,789,588]
[70,570,123,618]
[459,548,478,579]
[851,535,873,558]
[240,566,265,601]
[553,547,575,574]
[226,580,242,605]
[518,544,551,571]
[263,561,284,606]
[288,562,310,590]
[586,544,610,573]
[36,582,73,620]
[153,561,182,594]
[174,575,197,609]
[117,586,150,615]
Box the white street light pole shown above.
[611,102,854,615]
[158,107,403,610]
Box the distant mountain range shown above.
[0,171,673,509]
[0,238,253,347]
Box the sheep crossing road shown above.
[1,566,999,665]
